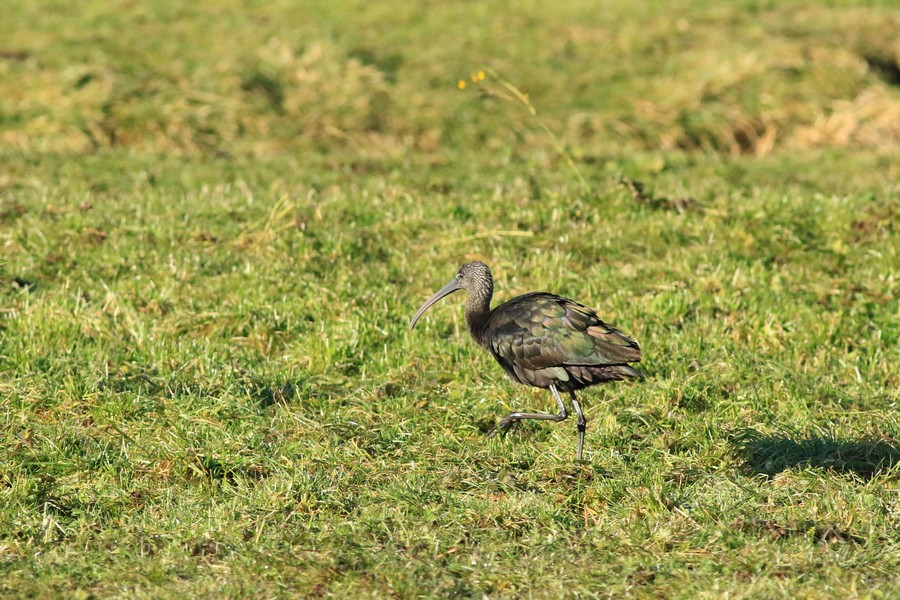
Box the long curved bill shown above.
[409,276,462,330]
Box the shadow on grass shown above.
[731,428,900,479]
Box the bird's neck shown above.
[464,286,493,347]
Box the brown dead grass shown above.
[0,2,897,158]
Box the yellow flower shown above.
[476,70,485,81]
[458,79,466,89]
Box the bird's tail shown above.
[616,364,644,379]
[565,364,643,385]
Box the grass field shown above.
[2,0,900,597]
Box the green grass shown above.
[2,0,900,597]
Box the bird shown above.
[410,261,642,461]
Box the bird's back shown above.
[482,292,641,392]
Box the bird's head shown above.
[409,261,493,330]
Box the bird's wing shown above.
[486,293,641,369]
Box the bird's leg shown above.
[570,392,587,461]
[490,384,568,437]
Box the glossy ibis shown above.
[410,261,641,461]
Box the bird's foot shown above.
[488,414,522,438]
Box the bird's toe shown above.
[489,415,521,437]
